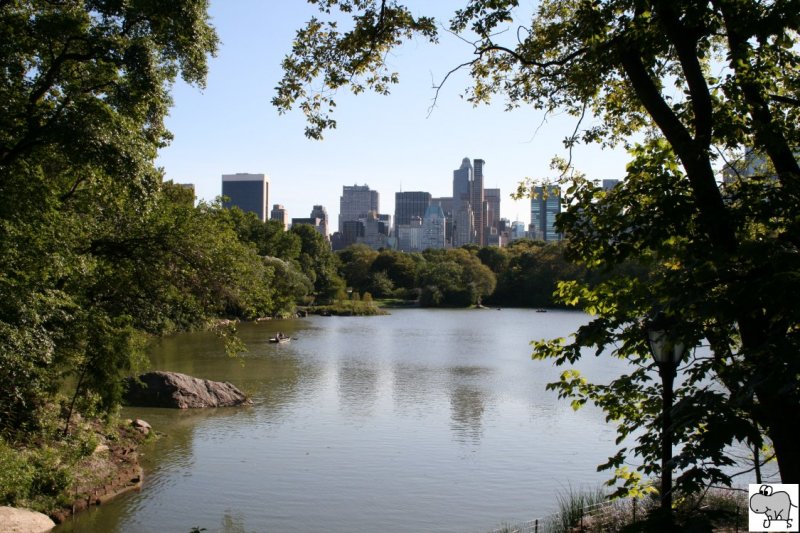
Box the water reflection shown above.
[338,360,380,417]
[448,366,491,445]
[55,309,639,533]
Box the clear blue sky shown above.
[155,1,628,229]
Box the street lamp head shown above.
[646,313,688,365]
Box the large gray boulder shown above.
[124,371,251,409]
[0,507,55,533]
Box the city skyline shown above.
[155,2,629,231]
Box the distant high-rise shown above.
[339,184,379,233]
[472,159,486,246]
[602,179,621,191]
[394,191,431,234]
[511,220,527,241]
[291,216,326,238]
[452,158,474,247]
[270,204,289,230]
[431,197,454,246]
[222,173,269,221]
[310,205,329,237]
[453,158,472,212]
[530,185,562,241]
[397,216,423,252]
[421,204,447,250]
[484,188,501,238]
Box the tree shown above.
[290,224,345,301]
[370,249,418,290]
[276,0,800,489]
[222,208,302,261]
[337,244,379,293]
[418,248,496,307]
[1,0,218,436]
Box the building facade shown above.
[452,158,474,247]
[339,184,379,233]
[291,217,326,238]
[270,204,289,230]
[530,185,562,241]
[484,187,501,240]
[471,159,486,246]
[310,205,329,237]
[421,204,447,250]
[397,216,423,252]
[222,173,269,221]
[394,191,431,234]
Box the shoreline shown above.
[49,421,150,525]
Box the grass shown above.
[487,484,747,533]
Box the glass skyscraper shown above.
[530,185,562,241]
[222,173,269,221]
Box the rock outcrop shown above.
[0,507,55,533]
[124,371,251,409]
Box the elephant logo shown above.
[749,484,798,531]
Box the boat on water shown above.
[268,334,290,344]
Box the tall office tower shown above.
[377,214,392,234]
[484,188,501,238]
[530,185,563,241]
[397,216,423,252]
[421,204,447,250]
[432,197,454,246]
[452,207,474,248]
[453,158,472,209]
[339,184,379,233]
[452,158,474,247]
[394,191,431,234]
[471,159,486,245]
[511,220,527,241]
[270,204,289,230]
[222,173,269,221]
[310,205,329,237]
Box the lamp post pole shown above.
[647,314,688,528]
[657,360,676,521]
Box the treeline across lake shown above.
[335,241,643,308]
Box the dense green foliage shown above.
[335,240,595,308]
[0,1,342,509]
[278,0,800,495]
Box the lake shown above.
[55,308,638,533]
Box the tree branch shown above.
[653,0,714,148]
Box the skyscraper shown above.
[484,188,501,237]
[339,184,379,233]
[310,205,329,237]
[472,159,486,246]
[530,185,562,241]
[394,191,431,233]
[452,158,474,247]
[421,204,447,250]
[222,173,269,221]
[270,204,289,230]
[452,158,472,211]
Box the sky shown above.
[155,1,630,230]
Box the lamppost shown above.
[646,313,688,526]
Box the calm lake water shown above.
[56,308,636,533]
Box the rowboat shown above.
[268,336,290,344]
